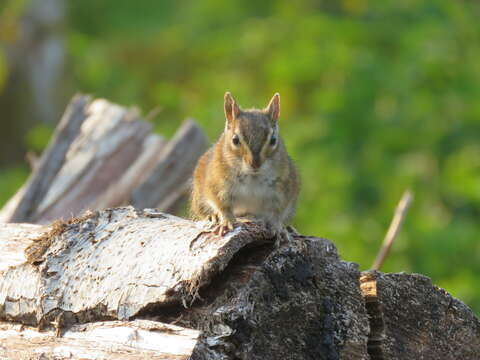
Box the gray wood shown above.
[0,97,209,226]
[2,95,90,223]
[361,271,480,360]
[131,119,208,210]
[89,134,167,210]
[32,99,152,224]
[0,320,199,360]
[0,207,271,326]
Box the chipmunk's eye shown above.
[232,134,240,146]
[269,135,277,146]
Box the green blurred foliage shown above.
[1,0,480,313]
[25,124,54,152]
[0,49,6,92]
[0,165,28,205]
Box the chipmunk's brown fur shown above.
[191,92,299,236]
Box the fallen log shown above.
[0,207,273,326]
[88,134,166,210]
[0,320,199,359]
[0,207,370,358]
[188,234,370,360]
[0,208,479,359]
[0,97,153,224]
[31,100,153,224]
[0,97,208,225]
[0,95,90,223]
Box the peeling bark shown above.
[187,236,370,360]
[0,207,273,327]
[0,208,479,359]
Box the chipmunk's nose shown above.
[250,155,261,170]
[251,161,261,170]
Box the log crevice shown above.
[360,272,385,360]
[360,270,480,360]
[135,240,276,329]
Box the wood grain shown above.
[131,119,208,210]
[0,320,199,360]
[1,95,90,223]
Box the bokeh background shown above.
[1,0,479,314]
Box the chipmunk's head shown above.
[223,92,281,173]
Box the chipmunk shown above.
[190,92,299,238]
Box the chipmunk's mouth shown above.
[250,161,261,171]
[247,166,262,174]
[241,160,262,173]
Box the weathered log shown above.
[0,320,199,359]
[89,134,167,210]
[1,95,90,223]
[187,235,370,360]
[0,223,46,271]
[32,100,153,224]
[361,271,480,360]
[0,207,273,326]
[0,97,208,225]
[0,207,371,358]
[0,208,479,359]
[131,119,208,211]
[0,97,153,224]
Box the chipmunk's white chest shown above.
[230,172,280,218]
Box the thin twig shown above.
[371,190,413,271]
[145,106,163,122]
[25,152,39,171]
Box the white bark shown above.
[0,320,199,360]
[0,207,270,326]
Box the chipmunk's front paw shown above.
[264,221,291,247]
[207,214,219,228]
[213,219,234,236]
[206,214,234,236]
[276,228,292,247]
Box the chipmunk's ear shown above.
[224,92,240,127]
[265,93,280,122]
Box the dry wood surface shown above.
[0,96,208,226]
[0,320,199,359]
[1,207,478,359]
